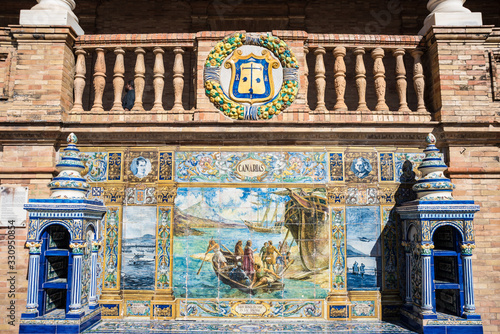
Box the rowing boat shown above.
[211,250,285,295]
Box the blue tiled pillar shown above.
[24,243,41,317]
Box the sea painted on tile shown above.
[121,206,157,290]
[173,187,330,300]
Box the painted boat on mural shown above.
[128,253,155,265]
[283,189,329,272]
[212,250,285,295]
[243,197,285,233]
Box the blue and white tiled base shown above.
[400,309,483,334]
[19,308,101,334]
[84,319,416,333]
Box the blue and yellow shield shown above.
[224,49,280,104]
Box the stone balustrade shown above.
[73,33,196,120]
[306,33,426,117]
[72,31,429,122]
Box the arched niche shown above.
[37,223,73,316]
[431,224,464,317]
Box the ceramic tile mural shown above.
[346,206,381,290]
[121,206,157,290]
[76,146,425,320]
[173,187,329,300]
[175,151,327,183]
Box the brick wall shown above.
[448,146,500,334]
[0,1,499,334]
[0,145,55,334]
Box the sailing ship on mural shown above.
[283,188,329,272]
[243,195,285,233]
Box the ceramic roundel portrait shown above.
[204,32,299,120]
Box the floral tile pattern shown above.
[175,151,327,183]
[85,319,416,333]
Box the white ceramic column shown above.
[19,0,84,35]
[421,245,434,312]
[462,244,476,314]
[68,244,84,316]
[88,241,99,309]
[25,243,42,315]
[419,0,482,35]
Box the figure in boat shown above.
[229,262,251,286]
[243,240,255,278]
[210,248,285,295]
[251,263,281,289]
[206,239,227,269]
[234,240,244,260]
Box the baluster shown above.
[372,48,389,111]
[303,46,309,109]
[152,47,165,111]
[411,49,426,113]
[72,48,86,112]
[393,48,410,112]
[111,47,125,111]
[132,47,146,111]
[333,46,347,111]
[354,47,368,111]
[314,46,326,112]
[91,48,106,112]
[172,47,185,111]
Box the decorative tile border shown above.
[103,208,120,290]
[85,319,415,333]
[155,207,172,290]
[331,207,346,292]
[107,152,122,181]
[159,152,173,181]
[329,152,344,182]
[178,299,323,318]
[175,151,327,184]
[379,153,394,182]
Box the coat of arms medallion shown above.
[204,32,299,120]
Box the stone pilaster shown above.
[8,26,76,122]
